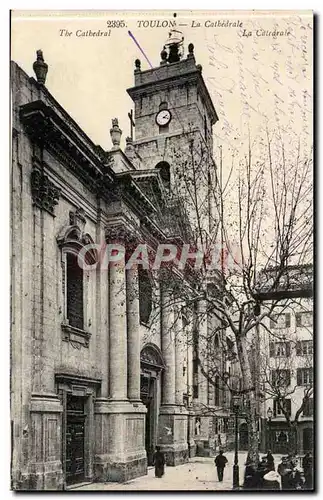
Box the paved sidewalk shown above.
[74,452,283,491]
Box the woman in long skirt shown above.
[153,446,165,478]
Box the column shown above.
[109,261,128,400]
[96,222,147,483]
[126,267,141,401]
[161,286,175,406]
[175,306,184,406]
[197,298,208,406]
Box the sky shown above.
[11,10,313,170]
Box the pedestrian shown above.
[303,452,313,490]
[278,457,292,490]
[287,466,303,490]
[263,470,281,490]
[255,459,268,489]
[266,449,275,471]
[243,461,256,490]
[214,450,228,482]
[152,446,165,478]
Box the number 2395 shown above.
[106,20,126,28]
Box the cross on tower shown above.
[128,109,135,141]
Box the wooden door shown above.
[66,396,85,485]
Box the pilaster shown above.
[94,399,147,482]
[17,394,64,490]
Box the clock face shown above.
[156,109,171,126]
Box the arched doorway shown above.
[239,422,248,450]
[140,344,165,465]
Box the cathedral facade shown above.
[11,36,231,490]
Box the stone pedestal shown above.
[94,399,147,482]
[17,394,64,490]
[158,405,188,466]
[187,410,197,458]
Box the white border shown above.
[1,2,320,499]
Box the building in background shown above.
[256,265,313,455]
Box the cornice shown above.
[19,100,115,199]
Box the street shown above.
[73,452,283,491]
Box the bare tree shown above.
[159,127,314,466]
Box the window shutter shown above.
[308,341,313,355]
[296,313,301,327]
[297,369,302,386]
[285,399,291,416]
[273,399,278,417]
[285,313,291,328]
[66,253,84,330]
[309,398,313,416]
[286,342,291,357]
[269,342,275,357]
[309,368,313,385]
[296,341,302,356]
[286,370,291,386]
[138,269,152,324]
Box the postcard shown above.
[10,10,313,492]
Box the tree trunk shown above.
[235,332,259,466]
[288,422,298,455]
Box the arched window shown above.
[57,208,97,345]
[138,268,153,325]
[155,161,170,190]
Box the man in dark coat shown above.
[287,467,303,490]
[266,450,275,471]
[278,457,292,490]
[303,452,313,490]
[214,450,228,482]
[243,461,257,489]
[152,446,165,478]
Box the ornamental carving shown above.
[30,168,60,215]
[105,222,139,246]
[57,209,97,265]
[140,344,165,369]
[69,208,86,233]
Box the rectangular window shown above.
[303,398,313,417]
[296,340,313,356]
[270,313,291,329]
[269,341,291,357]
[271,369,291,387]
[297,368,313,386]
[296,311,313,328]
[214,375,220,406]
[273,398,291,417]
[66,252,84,330]
[193,385,199,399]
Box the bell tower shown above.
[127,30,219,174]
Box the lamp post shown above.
[266,407,273,452]
[232,394,242,489]
[223,371,242,489]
